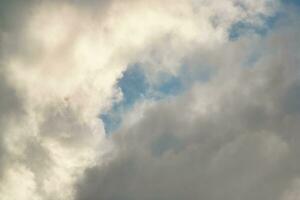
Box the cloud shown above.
[0,0,296,200]
[75,7,300,200]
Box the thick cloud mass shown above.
[75,17,300,200]
[0,0,299,200]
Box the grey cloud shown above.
[0,0,28,188]
[0,0,297,200]
[71,0,113,11]
[0,70,24,175]
[0,0,114,66]
[0,74,23,119]
[75,11,300,200]
[0,1,111,199]
[39,104,102,148]
[282,83,300,114]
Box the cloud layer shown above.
[76,14,300,200]
[0,0,299,200]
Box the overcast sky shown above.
[0,0,300,200]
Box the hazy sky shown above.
[0,0,300,200]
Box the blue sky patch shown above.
[228,13,282,40]
[118,65,149,107]
[100,65,185,134]
[101,64,213,134]
[157,76,182,95]
[149,73,183,99]
[283,0,300,7]
[100,65,149,133]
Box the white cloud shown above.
[76,7,300,200]
[0,0,292,200]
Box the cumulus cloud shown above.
[0,0,299,200]
[76,6,300,200]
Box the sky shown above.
[0,0,300,200]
